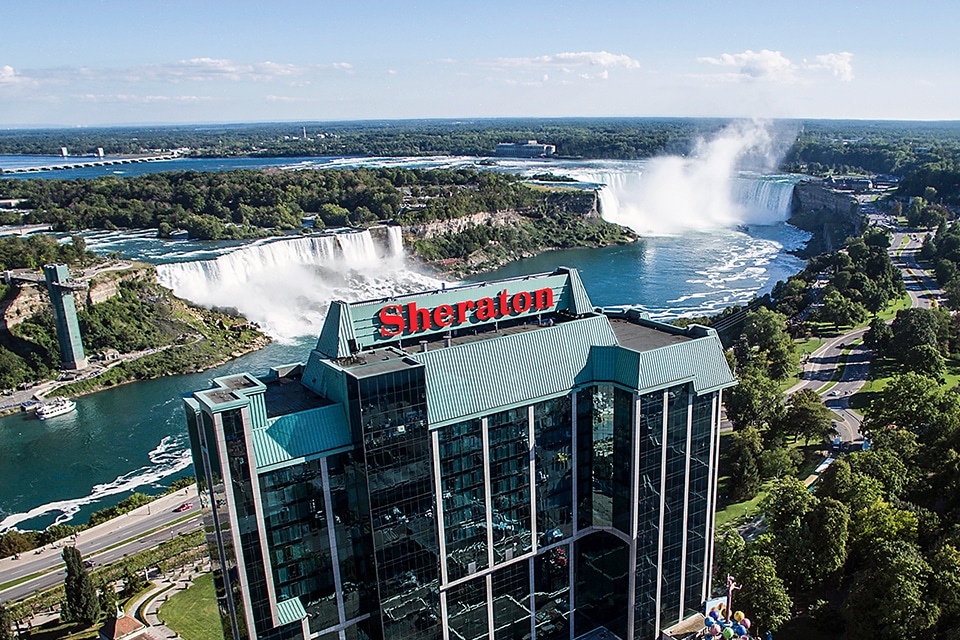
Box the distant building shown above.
[184,267,737,640]
[495,140,557,158]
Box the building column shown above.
[678,392,694,619]
[654,390,669,638]
[320,458,347,627]
[627,392,642,640]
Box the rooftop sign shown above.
[314,268,597,357]
[378,287,555,337]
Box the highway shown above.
[0,485,201,603]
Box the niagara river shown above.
[0,150,808,532]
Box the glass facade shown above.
[349,366,441,640]
[327,451,378,624]
[491,561,531,639]
[659,385,691,626]
[438,419,488,581]
[447,578,489,640]
[533,543,570,640]
[635,389,665,640]
[683,393,715,616]
[533,397,573,543]
[575,532,629,640]
[487,409,532,565]
[259,460,338,632]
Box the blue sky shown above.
[2,0,958,126]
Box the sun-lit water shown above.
[0,143,809,531]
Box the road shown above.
[786,224,942,448]
[0,485,200,603]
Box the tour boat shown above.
[36,397,76,420]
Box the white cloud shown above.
[698,49,796,81]
[498,51,641,69]
[807,52,854,81]
[75,93,212,103]
[0,65,34,87]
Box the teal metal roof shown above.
[560,266,595,315]
[316,300,356,359]
[251,404,353,471]
[410,315,617,425]
[275,597,307,626]
[590,333,736,395]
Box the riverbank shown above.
[0,263,270,412]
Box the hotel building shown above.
[183,267,736,640]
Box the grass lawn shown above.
[159,573,222,640]
[714,432,825,529]
[875,293,911,322]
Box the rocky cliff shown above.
[790,181,862,256]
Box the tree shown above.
[864,372,960,443]
[714,529,746,591]
[728,426,763,501]
[723,365,784,431]
[817,289,868,330]
[120,564,146,599]
[763,477,815,533]
[890,307,949,356]
[97,578,119,615]
[806,497,849,581]
[0,603,12,640]
[863,316,892,353]
[780,388,836,444]
[929,544,960,619]
[62,546,99,626]
[742,308,797,381]
[736,555,793,633]
[845,541,938,640]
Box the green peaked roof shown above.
[316,300,356,359]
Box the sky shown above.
[2,0,959,126]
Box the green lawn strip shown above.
[159,573,222,640]
[0,569,48,593]
[896,235,909,257]
[875,293,911,322]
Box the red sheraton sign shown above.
[378,287,555,337]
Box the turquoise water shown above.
[0,153,807,531]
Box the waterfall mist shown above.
[586,121,799,236]
[156,228,446,342]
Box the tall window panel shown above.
[659,385,691,626]
[533,396,573,544]
[492,561,531,640]
[221,408,272,633]
[534,544,571,640]
[259,460,337,633]
[634,390,664,640]
[438,419,488,581]
[488,408,532,565]
[683,392,714,615]
[352,368,440,640]
[446,577,489,640]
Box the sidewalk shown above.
[135,563,212,640]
